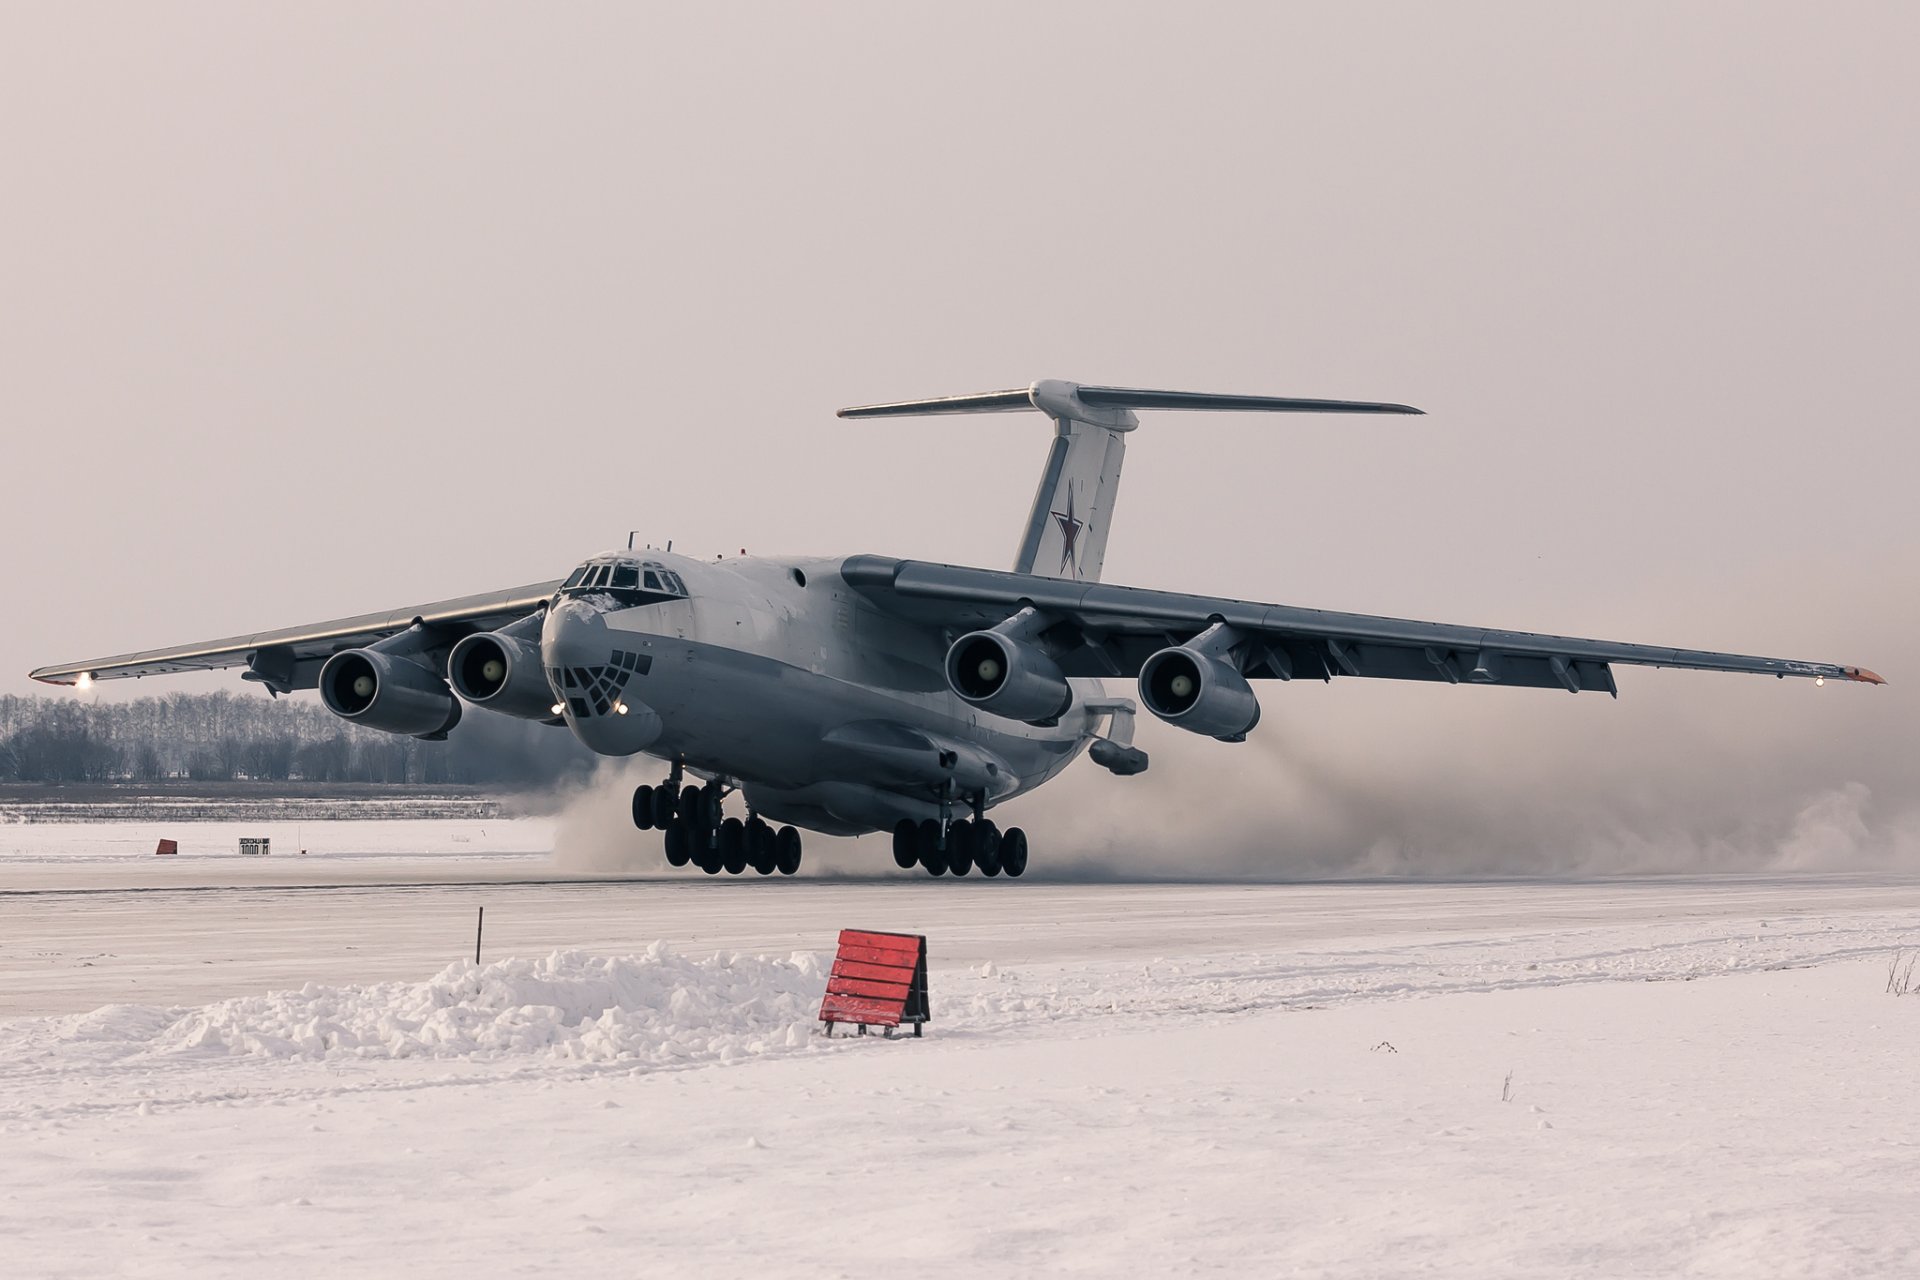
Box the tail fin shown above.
[837,380,1421,583]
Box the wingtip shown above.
[1847,666,1887,685]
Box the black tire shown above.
[679,785,704,830]
[719,817,747,875]
[652,783,677,828]
[632,785,655,831]
[892,818,918,869]
[975,819,1002,877]
[747,820,776,874]
[1000,827,1029,878]
[916,819,947,876]
[663,820,691,867]
[692,821,722,874]
[774,826,802,875]
[947,819,974,877]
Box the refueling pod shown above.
[319,647,463,739]
[447,625,555,722]
[1137,622,1262,741]
[945,607,1072,724]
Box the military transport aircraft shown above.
[31,380,1882,878]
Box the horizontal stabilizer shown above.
[838,380,1423,420]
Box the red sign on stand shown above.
[819,929,930,1038]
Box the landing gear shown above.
[774,826,802,876]
[947,819,975,877]
[651,774,803,877]
[903,807,1025,880]
[663,819,692,867]
[717,818,746,875]
[999,827,1029,878]
[892,819,918,870]
[747,819,777,875]
[916,819,947,876]
[975,819,1002,876]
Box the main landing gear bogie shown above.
[893,815,1027,880]
[635,775,803,877]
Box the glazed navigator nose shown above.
[541,601,662,756]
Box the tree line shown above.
[0,692,597,786]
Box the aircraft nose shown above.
[541,602,662,756]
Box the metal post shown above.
[474,906,484,965]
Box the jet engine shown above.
[319,648,463,739]
[1138,636,1261,741]
[447,630,555,722]
[945,628,1072,724]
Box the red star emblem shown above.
[1051,485,1086,573]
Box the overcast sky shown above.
[3,4,1914,866]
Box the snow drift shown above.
[51,945,828,1066]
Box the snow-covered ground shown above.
[4,823,1919,1276]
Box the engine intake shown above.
[1138,645,1261,741]
[448,631,555,722]
[319,649,463,739]
[945,630,1072,724]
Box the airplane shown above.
[30,380,1883,879]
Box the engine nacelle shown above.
[945,630,1072,723]
[319,648,463,739]
[1138,646,1261,740]
[447,631,555,722]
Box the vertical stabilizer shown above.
[1009,382,1135,582]
[836,379,1422,585]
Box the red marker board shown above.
[819,929,929,1037]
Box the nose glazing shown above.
[541,603,662,756]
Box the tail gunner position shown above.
[31,381,1882,878]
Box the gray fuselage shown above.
[540,551,1098,836]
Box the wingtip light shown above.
[75,672,94,692]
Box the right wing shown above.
[842,556,1884,693]
[28,581,562,693]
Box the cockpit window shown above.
[558,557,689,605]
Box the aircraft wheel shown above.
[947,820,974,877]
[632,785,655,831]
[747,820,776,874]
[916,819,948,876]
[719,818,747,874]
[1000,827,1029,878]
[691,822,722,874]
[663,820,691,867]
[975,820,1002,877]
[891,819,918,869]
[774,826,802,875]
[679,785,704,829]
[652,784,677,827]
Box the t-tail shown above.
[838,380,1423,582]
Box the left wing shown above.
[28,581,562,693]
[841,556,1883,693]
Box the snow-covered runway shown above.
[4,826,1919,1276]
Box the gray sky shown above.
[3,4,1914,865]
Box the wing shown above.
[28,581,562,693]
[840,557,1884,693]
